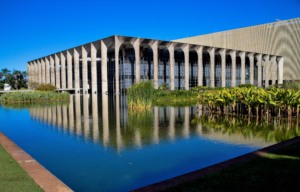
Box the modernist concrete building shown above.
[27,19,300,94]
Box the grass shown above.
[166,141,300,192]
[0,145,43,192]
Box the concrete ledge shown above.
[133,136,300,192]
[0,132,73,192]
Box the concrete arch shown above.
[214,53,222,87]
[174,48,184,89]
[158,48,170,86]
[202,49,210,86]
[245,55,250,84]
[226,54,232,87]
[119,42,135,91]
[189,50,198,88]
[236,55,242,85]
[140,45,153,80]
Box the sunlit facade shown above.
[27,19,300,93]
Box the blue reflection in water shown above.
[0,95,274,192]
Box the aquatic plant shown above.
[0,91,69,103]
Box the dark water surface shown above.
[0,94,299,191]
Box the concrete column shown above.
[45,57,50,84]
[196,46,203,86]
[33,61,37,83]
[91,43,98,94]
[263,55,270,88]
[50,55,55,86]
[208,48,215,87]
[68,95,74,133]
[92,94,99,142]
[82,46,88,94]
[256,54,262,87]
[55,54,61,89]
[83,94,89,138]
[60,52,66,89]
[101,40,108,94]
[41,59,46,84]
[74,48,80,93]
[220,49,226,87]
[102,95,109,146]
[248,53,254,85]
[153,107,159,144]
[271,56,277,85]
[168,43,175,90]
[133,38,140,83]
[240,52,246,84]
[169,107,175,140]
[230,51,236,87]
[277,57,284,85]
[151,41,159,89]
[183,44,189,90]
[67,50,73,89]
[37,60,41,84]
[183,107,190,138]
[75,94,82,135]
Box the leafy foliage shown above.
[35,84,56,91]
[1,91,69,103]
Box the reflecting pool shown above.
[0,94,299,191]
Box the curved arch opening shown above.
[245,56,250,84]
[175,49,184,89]
[140,46,153,81]
[215,54,221,87]
[158,48,170,86]
[119,43,135,92]
[226,54,232,87]
[203,50,210,86]
[236,56,241,85]
[189,50,198,88]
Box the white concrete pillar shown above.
[45,57,50,84]
[102,95,109,146]
[91,43,98,94]
[220,49,226,87]
[256,54,262,87]
[263,55,270,88]
[248,53,254,85]
[41,59,46,84]
[74,48,80,93]
[271,56,277,85]
[55,54,61,89]
[67,50,73,89]
[169,107,175,140]
[82,46,88,94]
[92,94,99,142]
[196,46,203,86]
[183,44,189,90]
[68,95,75,133]
[168,43,175,90]
[75,94,82,135]
[37,60,41,84]
[208,47,215,87]
[101,40,108,94]
[83,94,89,138]
[151,41,159,89]
[60,52,66,89]
[183,107,190,138]
[132,38,140,83]
[50,55,55,86]
[240,52,246,85]
[230,51,236,87]
[277,57,284,85]
[33,61,38,83]
[153,107,159,144]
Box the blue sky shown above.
[0,0,299,71]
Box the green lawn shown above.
[167,142,300,192]
[0,145,43,192]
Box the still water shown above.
[0,94,299,191]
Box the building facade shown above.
[28,33,283,94]
[177,18,300,82]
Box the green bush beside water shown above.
[1,91,69,103]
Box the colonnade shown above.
[29,94,275,151]
[28,36,284,93]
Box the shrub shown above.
[237,84,255,88]
[35,84,56,91]
[28,82,39,89]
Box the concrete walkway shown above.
[0,132,73,192]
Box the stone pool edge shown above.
[0,132,73,192]
[133,136,300,192]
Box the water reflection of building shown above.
[29,95,300,152]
